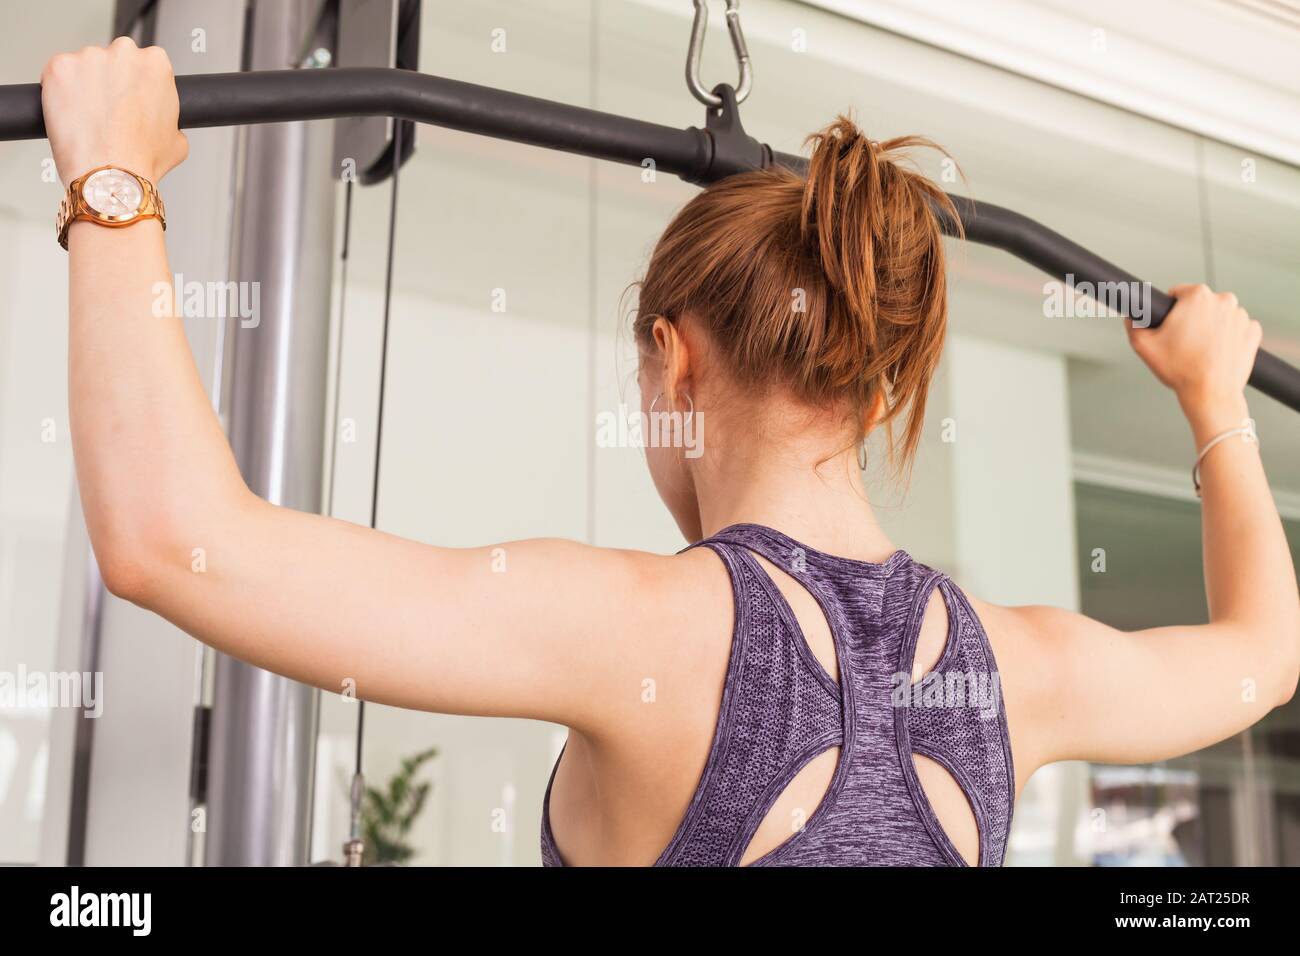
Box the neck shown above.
[691,428,897,563]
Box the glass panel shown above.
[1075,482,1300,866]
[315,0,601,866]
[1199,135,1300,678]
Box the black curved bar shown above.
[0,68,716,176]
[2,67,1295,412]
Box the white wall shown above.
[0,216,75,862]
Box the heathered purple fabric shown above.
[541,523,1015,867]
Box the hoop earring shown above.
[649,392,694,420]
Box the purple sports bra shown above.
[541,523,1015,866]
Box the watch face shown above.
[82,168,144,219]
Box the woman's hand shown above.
[1127,283,1262,419]
[41,36,188,186]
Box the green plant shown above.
[361,746,437,865]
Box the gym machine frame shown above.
[2,66,1297,412]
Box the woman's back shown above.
[542,523,1014,866]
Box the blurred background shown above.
[1,0,1298,866]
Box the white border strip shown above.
[803,0,1300,167]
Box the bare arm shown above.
[990,285,1300,776]
[43,39,667,735]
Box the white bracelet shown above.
[1192,419,1258,498]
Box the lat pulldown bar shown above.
[2,66,1296,412]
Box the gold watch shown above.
[56,165,166,250]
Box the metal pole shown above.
[205,0,335,866]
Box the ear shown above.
[864,385,887,432]
[651,316,693,406]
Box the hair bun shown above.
[635,113,960,476]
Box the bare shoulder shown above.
[963,596,1072,788]
[545,537,730,631]
[966,597,1081,660]
[552,539,735,743]
[622,544,736,690]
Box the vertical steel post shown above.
[205,0,337,866]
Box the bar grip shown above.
[936,195,1300,413]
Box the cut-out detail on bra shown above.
[653,539,851,867]
[745,550,840,692]
[908,575,962,685]
[725,547,849,865]
[721,541,858,867]
[739,738,841,866]
[894,571,1014,867]
[910,586,951,685]
[913,744,983,866]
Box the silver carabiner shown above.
[686,0,752,108]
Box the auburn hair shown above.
[634,115,960,472]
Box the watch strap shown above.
[56,166,166,251]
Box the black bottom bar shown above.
[0,863,1288,941]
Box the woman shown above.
[41,39,1298,866]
